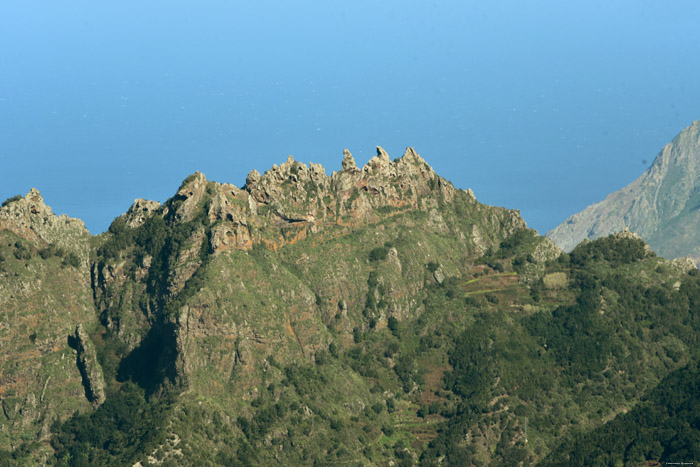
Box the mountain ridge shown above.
[2,147,700,465]
[2,146,535,463]
[548,119,700,260]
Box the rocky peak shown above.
[121,199,162,228]
[0,188,89,253]
[341,149,357,171]
[308,162,328,182]
[179,171,208,198]
[376,146,391,162]
[612,227,641,241]
[645,119,700,183]
[364,146,392,174]
[400,146,426,165]
[137,147,478,255]
[164,171,209,222]
[245,169,261,188]
[609,227,654,254]
[4,188,51,218]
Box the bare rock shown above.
[0,188,90,261]
[433,268,445,285]
[122,199,161,228]
[548,120,700,259]
[163,171,208,222]
[532,237,562,263]
[309,162,329,184]
[376,146,390,162]
[181,145,528,257]
[167,228,207,297]
[671,256,697,272]
[210,222,253,252]
[342,149,357,171]
[74,324,106,407]
[245,169,261,188]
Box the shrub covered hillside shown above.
[1,148,699,465]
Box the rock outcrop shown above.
[0,193,96,457]
[73,325,106,407]
[121,199,162,228]
[0,189,90,260]
[163,171,209,223]
[199,146,468,254]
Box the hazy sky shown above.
[1,1,699,234]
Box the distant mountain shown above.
[548,120,700,260]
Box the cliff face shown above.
[0,193,96,460]
[548,120,700,260]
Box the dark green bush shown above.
[52,383,174,465]
[1,195,22,207]
[570,235,649,266]
[369,246,389,262]
[62,252,81,268]
[387,316,400,336]
[13,242,31,260]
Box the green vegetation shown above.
[369,246,389,261]
[569,235,651,266]
[35,220,700,464]
[1,194,21,207]
[52,383,175,466]
[542,361,700,466]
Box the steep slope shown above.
[548,120,700,259]
[542,359,700,465]
[0,191,98,463]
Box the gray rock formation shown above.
[341,149,357,170]
[548,120,700,261]
[121,199,162,228]
[163,171,209,222]
[0,189,90,260]
[203,146,490,254]
[74,324,106,407]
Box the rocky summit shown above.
[548,120,700,261]
[2,147,700,466]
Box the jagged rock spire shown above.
[401,147,426,165]
[376,146,390,162]
[342,149,357,170]
[246,169,261,187]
